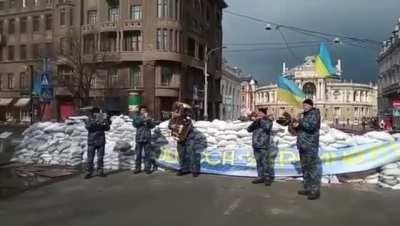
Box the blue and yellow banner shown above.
[157,141,400,177]
[315,42,336,78]
[277,76,305,108]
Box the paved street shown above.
[1,171,399,226]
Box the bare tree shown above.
[56,28,102,107]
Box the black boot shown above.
[297,189,310,196]
[145,169,152,175]
[133,168,141,174]
[264,178,272,186]
[307,190,321,200]
[97,169,106,177]
[84,172,93,179]
[252,177,265,184]
[176,170,190,176]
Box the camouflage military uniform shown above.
[169,117,196,173]
[247,117,274,179]
[132,113,157,172]
[85,118,110,174]
[296,108,322,193]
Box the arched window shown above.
[303,82,316,100]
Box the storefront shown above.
[13,98,31,124]
[0,98,13,122]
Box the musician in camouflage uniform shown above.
[168,103,198,177]
[85,107,110,179]
[247,108,274,186]
[132,106,157,174]
[293,99,322,200]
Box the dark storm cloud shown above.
[222,0,400,85]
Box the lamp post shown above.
[28,65,34,125]
[204,46,226,121]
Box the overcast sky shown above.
[222,0,400,85]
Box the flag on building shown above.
[315,42,336,78]
[277,75,306,107]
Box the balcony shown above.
[99,21,118,32]
[121,20,143,30]
[82,24,97,33]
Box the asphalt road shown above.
[1,171,399,226]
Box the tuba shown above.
[170,102,193,142]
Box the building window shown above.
[108,69,119,88]
[32,43,40,58]
[157,29,164,50]
[20,72,27,89]
[8,45,14,60]
[8,19,15,34]
[188,37,195,57]
[60,38,65,55]
[87,10,97,25]
[45,14,52,30]
[20,17,27,33]
[198,44,204,60]
[130,5,142,20]
[69,8,74,25]
[169,29,173,51]
[124,31,142,51]
[108,6,119,22]
[45,43,53,58]
[163,29,168,50]
[60,8,66,25]
[130,66,141,88]
[9,0,16,8]
[7,73,14,89]
[20,45,27,60]
[0,1,4,10]
[0,21,3,34]
[161,66,173,86]
[83,34,95,54]
[33,16,40,32]
[157,0,170,18]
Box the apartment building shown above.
[0,0,227,122]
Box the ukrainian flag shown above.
[315,42,336,78]
[277,76,306,108]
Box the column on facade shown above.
[97,33,101,52]
[321,80,326,101]
[120,30,124,52]
[116,30,120,52]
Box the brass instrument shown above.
[170,102,193,142]
[277,112,299,136]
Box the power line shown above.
[277,27,302,61]
[224,10,381,46]
[224,43,320,53]
[224,40,321,46]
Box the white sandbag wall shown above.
[11,115,400,189]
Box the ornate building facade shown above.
[377,17,400,130]
[220,64,241,121]
[255,57,378,125]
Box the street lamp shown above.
[204,46,227,121]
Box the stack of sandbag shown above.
[12,118,88,166]
[12,115,138,170]
[12,117,398,174]
[377,162,400,190]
